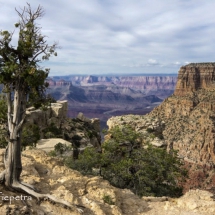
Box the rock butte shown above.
[174,63,215,96]
[151,63,215,166]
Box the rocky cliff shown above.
[149,63,215,166]
[49,66,215,167]
[174,63,215,96]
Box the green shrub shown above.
[102,194,115,205]
[149,133,155,139]
[48,150,57,157]
[43,123,62,138]
[0,94,8,148]
[65,147,101,175]
[54,142,68,155]
[146,127,154,133]
[66,125,187,197]
[0,93,7,124]
[0,134,7,148]
[72,135,82,146]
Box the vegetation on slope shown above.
[65,125,187,197]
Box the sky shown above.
[0,0,215,76]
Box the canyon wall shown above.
[174,63,215,96]
[47,75,177,128]
[149,63,215,166]
[50,75,177,94]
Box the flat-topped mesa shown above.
[174,63,215,96]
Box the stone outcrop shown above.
[25,100,68,129]
[36,138,72,152]
[24,102,101,152]
[0,148,214,215]
[107,115,166,148]
[174,63,215,96]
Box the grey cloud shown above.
[1,0,215,75]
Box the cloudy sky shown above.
[0,0,215,76]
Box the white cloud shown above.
[148,59,159,65]
[0,0,215,75]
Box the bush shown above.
[146,127,154,133]
[43,123,62,138]
[54,142,68,155]
[0,94,8,148]
[48,150,57,157]
[103,194,115,205]
[0,93,7,124]
[65,147,101,175]
[66,125,187,197]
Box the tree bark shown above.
[4,89,23,188]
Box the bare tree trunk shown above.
[4,139,22,187]
[4,89,23,188]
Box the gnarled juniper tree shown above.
[0,3,83,212]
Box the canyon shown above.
[47,75,177,128]
[1,65,215,214]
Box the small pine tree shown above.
[68,125,187,197]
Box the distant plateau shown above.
[47,75,177,128]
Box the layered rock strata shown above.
[174,63,215,96]
[149,63,215,166]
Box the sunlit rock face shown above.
[149,63,215,166]
[174,63,215,96]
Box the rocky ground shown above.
[0,148,214,215]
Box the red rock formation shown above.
[149,63,215,166]
[113,76,177,92]
[46,79,72,86]
[174,63,215,96]
[56,79,72,86]
[60,75,177,94]
[147,63,215,191]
